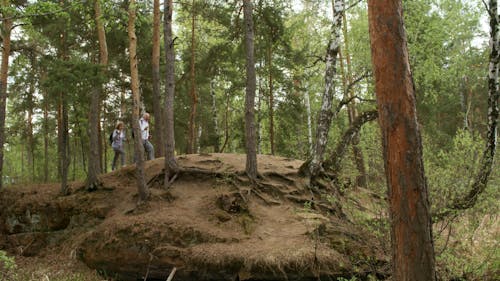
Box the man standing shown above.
[140,112,155,160]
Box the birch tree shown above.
[367,0,436,280]
[436,0,499,219]
[308,0,344,178]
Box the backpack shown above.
[109,131,114,145]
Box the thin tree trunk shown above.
[101,105,107,173]
[210,81,220,152]
[42,70,49,183]
[27,53,36,182]
[367,1,436,280]
[267,45,275,155]
[58,0,70,195]
[128,0,149,201]
[436,0,499,219]
[196,123,202,153]
[187,0,197,154]
[220,90,230,153]
[152,0,165,157]
[243,0,258,180]
[341,13,367,187]
[163,0,179,188]
[0,0,12,190]
[324,110,378,175]
[257,80,263,154]
[309,0,344,177]
[303,84,313,157]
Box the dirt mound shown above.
[0,154,387,280]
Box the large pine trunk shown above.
[243,0,258,180]
[128,0,149,201]
[152,0,165,157]
[163,0,178,187]
[0,0,12,190]
[367,1,436,280]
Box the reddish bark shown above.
[367,1,436,280]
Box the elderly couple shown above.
[111,113,155,171]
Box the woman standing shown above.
[111,121,126,170]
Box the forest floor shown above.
[1,154,389,280]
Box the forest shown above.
[0,0,498,280]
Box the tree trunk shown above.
[42,69,49,183]
[163,0,179,187]
[303,84,313,157]
[0,0,12,190]
[220,90,230,153]
[87,87,101,190]
[187,0,197,154]
[341,13,367,187]
[267,45,275,155]
[58,0,70,195]
[87,0,108,190]
[210,81,220,152]
[27,53,36,182]
[243,0,258,180]
[436,0,499,219]
[128,0,149,201]
[324,110,378,175]
[257,79,263,154]
[367,1,436,280]
[309,0,344,177]
[152,0,165,157]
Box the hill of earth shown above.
[0,154,388,281]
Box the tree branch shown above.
[346,0,364,11]
[323,110,378,174]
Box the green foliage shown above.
[425,129,486,211]
[0,250,16,280]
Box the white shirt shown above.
[139,118,149,140]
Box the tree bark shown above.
[309,0,344,177]
[163,0,179,188]
[0,0,12,190]
[58,0,70,195]
[220,90,230,153]
[187,0,197,154]
[87,0,108,190]
[267,45,275,155]
[367,1,436,280]
[41,69,49,183]
[152,0,165,157]
[27,53,36,182]
[210,81,220,152]
[128,0,149,201]
[324,110,378,175]
[243,0,258,180]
